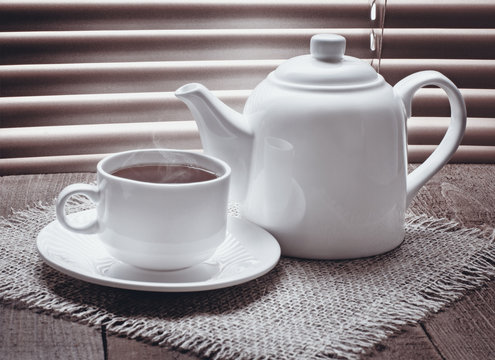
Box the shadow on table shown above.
[39,260,285,321]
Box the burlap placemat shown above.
[1,199,494,359]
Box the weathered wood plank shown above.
[364,324,443,359]
[107,335,197,360]
[0,304,104,360]
[422,281,495,360]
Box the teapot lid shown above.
[270,34,381,89]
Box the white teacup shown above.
[56,149,231,271]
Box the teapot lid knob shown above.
[310,34,346,62]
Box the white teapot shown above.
[176,34,466,259]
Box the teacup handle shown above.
[394,70,467,208]
[56,183,100,234]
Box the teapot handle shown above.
[394,70,466,208]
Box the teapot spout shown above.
[175,83,253,202]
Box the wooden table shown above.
[1,164,494,359]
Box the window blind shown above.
[1,0,493,175]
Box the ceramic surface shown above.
[56,149,231,271]
[37,210,281,292]
[176,34,467,259]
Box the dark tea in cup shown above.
[111,164,218,184]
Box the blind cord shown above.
[370,0,386,74]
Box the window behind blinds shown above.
[0,0,493,175]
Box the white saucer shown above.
[36,210,281,292]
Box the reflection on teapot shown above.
[176,34,466,259]
[243,137,306,238]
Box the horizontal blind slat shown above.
[411,89,495,118]
[385,0,495,28]
[378,59,495,89]
[0,154,107,176]
[408,117,495,146]
[381,29,495,59]
[5,58,493,97]
[0,60,285,96]
[3,88,493,127]
[2,117,494,159]
[0,121,201,158]
[408,145,495,164]
[0,0,371,31]
[0,91,248,127]
[1,29,373,65]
